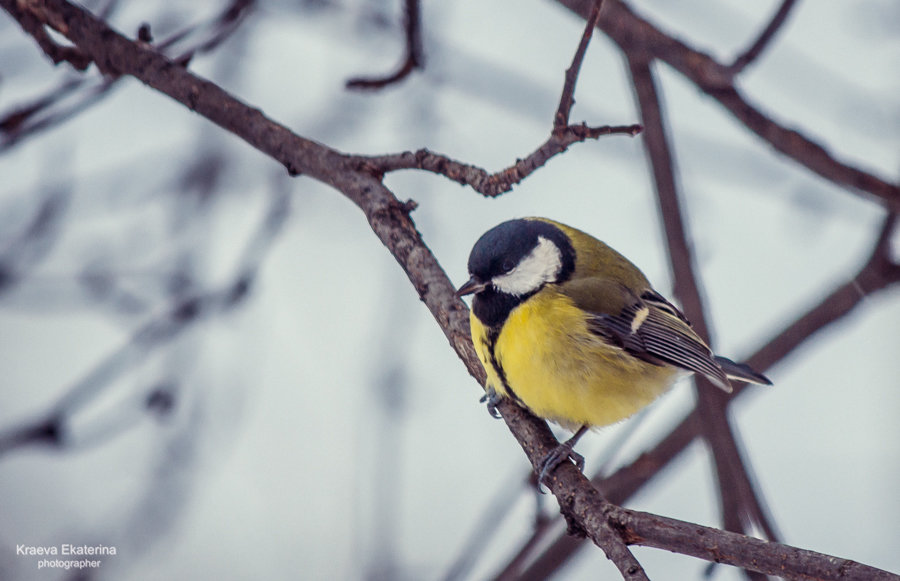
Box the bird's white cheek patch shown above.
[492,236,562,296]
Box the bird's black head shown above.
[457,219,575,328]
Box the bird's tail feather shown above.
[714,356,772,386]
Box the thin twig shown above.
[346,0,424,90]
[729,0,799,75]
[358,123,642,197]
[554,0,605,130]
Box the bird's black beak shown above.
[456,276,488,297]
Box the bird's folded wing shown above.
[568,281,732,392]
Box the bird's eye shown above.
[501,259,515,273]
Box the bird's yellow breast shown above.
[471,287,678,430]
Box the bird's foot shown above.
[536,425,590,492]
[537,441,585,492]
[479,387,502,419]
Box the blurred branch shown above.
[346,0,423,90]
[0,186,69,294]
[555,0,900,211]
[495,401,897,580]
[442,473,534,581]
[513,419,700,580]
[0,283,242,455]
[627,52,774,581]
[728,0,799,75]
[0,77,82,135]
[4,1,898,579]
[0,186,288,457]
[749,211,900,369]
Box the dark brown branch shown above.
[729,0,799,75]
[610,507,899,581]
[554,0,604,129]
[358,123,642,197]
[346,0,424,90]
[554,0,900,210]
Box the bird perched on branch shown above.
[457,218,771,485]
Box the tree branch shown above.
[554,0,900,210]
[357,123,642,197]
[0,0,254,151]
[610,506,899,581]
[554,0,605,129]
[2,0,91,69]
[729,0,799,75]
[357,0,642,196]
[346,0,424,90]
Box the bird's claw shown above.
[479,387,502,419]
[537,442,585,493]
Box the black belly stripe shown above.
[485,328,524,405]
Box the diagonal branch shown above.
[555,0,900,210]
[2,0,91,69]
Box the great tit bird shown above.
[457,218,771,484]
